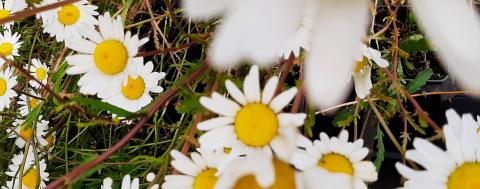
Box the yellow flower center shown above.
[223,147,232,154]
[354,56,369,73]
[0,42,13,56]
[193,169,218,189]
[57,5,80,25]
[22,168,39,188]
[20,125,33,140]
[448,162,480,189]
[121,76,145,100]
[0,9,10,20]
[30,98,39,109]
[0,78,7,96]
[93,40,128,75]
[233,158,296,189]
[46,134,54,149]
[234,103,278,147]
[318,153,354,175]
[35,68,47,81]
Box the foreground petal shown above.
[182,0,230,20]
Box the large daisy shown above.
[18,90,42,116]
[100,61,166,112]
[197,65,306,162]
[395,109,480,189]
[28,58,49,89]
[352,44,389,99]
[36,0,98,42]
[0,0,27,28]
[162,148,227,189]
[4,147,49,189]
[0,67,17,110]
[0,29,22,66]
[65,12,148,96]
[7,117,49,148]
[291,130,378,189]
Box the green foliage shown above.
[374,126,385,172]
[406,68,433,93]
[332,106,355,127]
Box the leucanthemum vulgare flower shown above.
[214,155,305,189]
[36,0,98,42]
[65,12,148,96]
[352,44,389,99]
[102,173,159,189]
[18,90,42,116]
[0,29,22,65]
[0,0,27,29]
[182,0,307,67]
[291,130,378,189]
[395,109,480,189]
[3,147,49,189]
[7,117,49,148]
[0,67,17,110]
[162,149,227,189]
[197,65,306,162]
[28,58,49,89]
[100,61,166,112]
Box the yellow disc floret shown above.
[93,40,128,75]
[30,98,39,109]
[193,169,218,189]
[354,56,369,73]
[121,76,145,100]
[448,162,480,189]
[235,103,278,147]
[20,125,33,140]
[318,153,354,175]
[0,78,7,96]
[0,42,13,56]
[0,9,10,20]
[233,158,296,189]
[46,134,54,149]
[22,168,39,188]
[57,5,80,25]
[36,68,47,81]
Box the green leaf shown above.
[70,96,133,118]
[303,107,315,138]
[175,94,204,114]
[374,126,385,171]
[406,69,433,93]
[332,107,354,127]
[406,115,426,135]
[399,34,431,53]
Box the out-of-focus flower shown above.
[0,0,27,28]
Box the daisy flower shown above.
[102,173,159,189]
[291,130,378,189]
[182,0,308,67]
[28,58,49,89]
[36,0,98,42]
[7,117,49,148]
[214,155,305,189]
[4,147,49,189]
[18,90,42,116]
[162,149,227,189]
[100,61,166,112]
[395,109,480,189]
[352,44,389,99]
[0,67,17,110]
[0,30,22,66]
[0,0,28,28]
[197,65,306,162]
[65,12,148,96]
[44,130,56,153]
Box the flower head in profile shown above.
[28,58,49,89]
[0,67,17,110]
[198,65,306,162]
[396,109,480,189]
[36,0,99,42]
[8,116,49,148]
[4,147,49,189]
[352,44,389,99]
[0,0,27,28]
[65,12,148,96]
[162,149,226,189]
[18,90,42,116]
[0,30,22,65]
[291,130,378,189]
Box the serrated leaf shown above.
[71,96,133,117]
[406,69,433,93]
[406,116,426,135]
[374,126,385,171]
[399,34,431,53]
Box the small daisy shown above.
[65,12,148,96]
[0,30,22,66]
[214,155,305,189]
[7,117,49,148]
[0,0,28,28]
[28,58,49,89]
[396,109,480,189]
[18,90,42,116]
[352,44,389,99]
[4,147,49,189]
[197,65,306,162]
[162,149,227,189]
[291,130,378,189]
[102,174,159,189]
[36,0,98,42]
[0,67,17,110]
[100,61,166,112]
